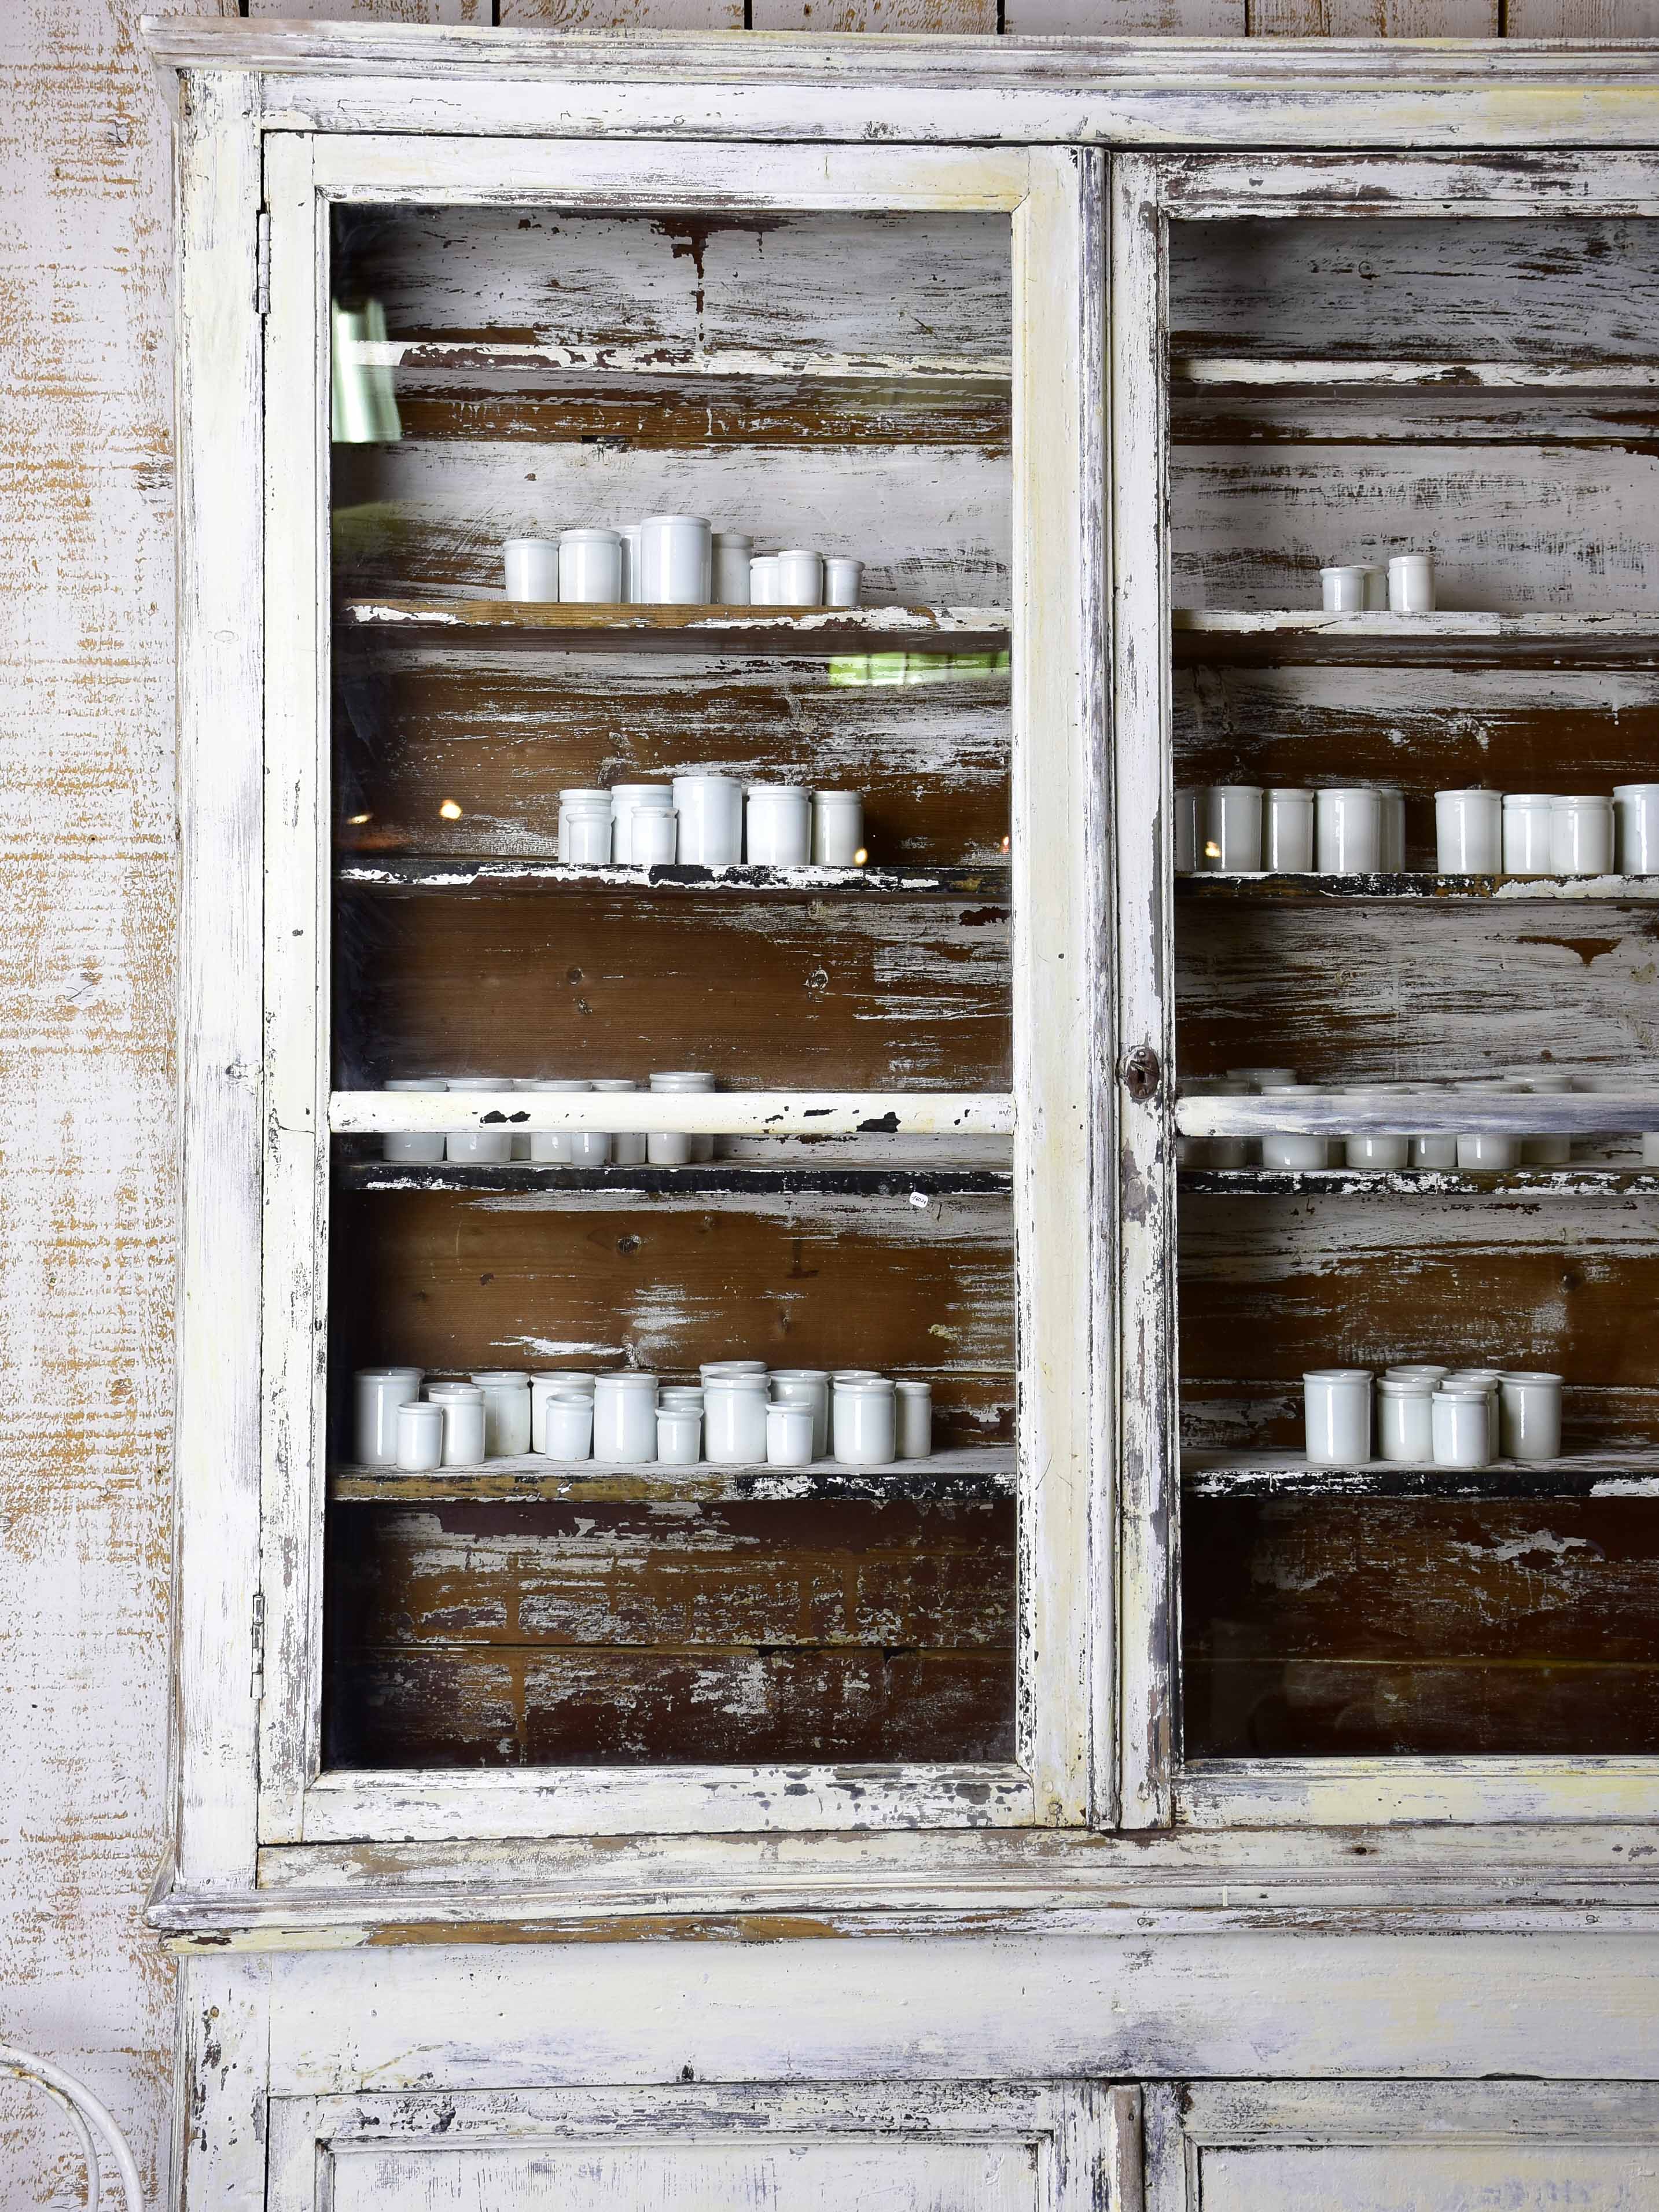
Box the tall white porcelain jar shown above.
[383,1076,448,1164]
[823,557,863,608]
[1551,794,1614,877]
[523,1077,590,1164]
[1432,1386,1491,1468]
[1314,787,1381,873]
[895,1379,933,1460]
[1200,785,1263,871]
[1264,789,1315,873]
[503,538,558,602]
[424,1382,486,1468]
[531,1371,595,1453]
[1377,1376,1434,1463]
[745,785,812,866]
[639,514,711,603]
[1304,1368,1373,1464]
[672,774,744,867]
[712,531,753,605]
[610,784,674,865]
[1435,789,1502,873]
[776,549,825,606]
[1502,793,1555,877]
[558,527,623,604]
[811,791,865,866]
[593,1372,659,1463]
[749,555,781,605]
[833,1376,897,1467]
[354,1366,424,1466]
[1498,1370,1563,1461]
[470,1370,532,1458]
[1388,552,1435,613]
[1614,783,1659,875]
[704,1374,770,1465]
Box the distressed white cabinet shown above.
[142,22,1659,2212]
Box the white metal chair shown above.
[0,2045,142,2210]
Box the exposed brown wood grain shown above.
[391,381,1010,450]
[1248,0,1495,31]
[500,0,743,23]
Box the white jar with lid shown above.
[639,514,711,604]
[558,527,622,604]
[833,1375,896,1466]
[812,791,865,866]
[745,785,811,866]
[470,1370,532,1458]
[590,1077,646,1166]
[1304,1369,1372,1465]
[1552,793,1614,877]
[1614,783,1659,875]
[354,1366,424,1466]
[593,1372,659,1463]
[712,531,753,605]
[704,1374,770,1465]
[1502,793,1556,877]
[444,1076,514,1164]
[384,1077,447,1164]
[610,784,674,864]
[395,1400,446,1472]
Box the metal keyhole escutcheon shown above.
[1122,1046,1161,1106]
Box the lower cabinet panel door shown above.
[267,2082,1137,2212]
[1158,2082,1659,2212]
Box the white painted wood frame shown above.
[1112,146,1659,1836]
[256,135,1107,1847]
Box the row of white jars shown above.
[1305,1364,1563,1468]
[1318,553,1434,614]
[354,1362,933,1471]
[1182,1069,1659,1173]
[1435,786,1659,876]
[503,520,863,609]
[382,1072,720,1168]
[558,779,865,869]
[1176,786,1406,874]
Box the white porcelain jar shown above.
[702,1359,768,1382]
[1432,1386,1491,1468]
[503,537,558,602]
[1551,793,1614,877]
[704,1374,770,1465]
[1387,1363,1450,1386]
[544,1392,595,1462]
[593,1372,659,1463]
[444,1076,514,1165]
[425,1383,486,1468]
[1377,1378,1434,1464]
[557,788,610,864]
[776,549,825,606]
[1345,1130,1411,1170]
[1499,1370,1563,1461]
[812,790,865,867]
[745,785,812,866]
[633,808,677,867]
[833,1377,897,1466]
[1410,1132,1459,1169]
[470,1370,532,1458]
[656,1406,703,1464]
[1388,552,1435,613]
[619,522,643,603]
[1315,787,1382,874]
[1259,1084,1331,1172]
[1319,564,1365,612]
[383,1077,448,1164]
[1377,789,1407,873]
[523,1078,590,1164]
[766,1402,815,1467]
[1503,1071,1572,1166]
[649,1069,716,1165]
[1614,783,1659,876]
[589,1078,646,1166]
[1303,1369,1373,1465]
[1264,789,1315,873]
[895,1379,933,1460]
[1452,1084,1521,1171]
[672,774,744,867]
[531,1371,595,1452]
[354,1366,424,1466]
[1502,793,1556,877]
[712,531,753,606]
[639,514,711,604]
[823,557,863,608]
[1444,1371,1503,1460]
[1358,564,1388,610]
[749,554,781,605]
[770,1369,830,1459]
[565,804,612,866]
[558,527,623,604]
[1174,789,1199,875]
[610,784,674,864]
[1435,789,1502,873]
[1200,785,1263,871]
[395,1400,445,1472]
[1179,1077,1250,1171]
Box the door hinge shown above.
[251,1589,266,1699]
[255,211,271,319]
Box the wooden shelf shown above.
[331,1090,1016,1140]
[330,1442,1014,1506]
[1177,870,1659,904]
[336,1157,1013,1198]
[1176,1091,1659,1140]
[1172,610,1659,668]
[1180,1165,1659,1197]
[340,337,1013,390]
[1183,1447,1659,1501]
[337,857,1009,899]
[1171,356,1659,393]
[339,599,1012,656]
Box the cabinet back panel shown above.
[1185,1497,1659,1758]
[333,886,1011,1092]
[1171,218,1659,361]
[335,646,1010,863]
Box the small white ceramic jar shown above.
[745,785,812,866]
[1264,789,1315,873]
[1551,793,1615,877]
[1320,564,1365,613]
[672,774,744,867]
[1504,1071,1573,1165]
[1228,1066,1297,1091]
[1315,787,1382,874]
[557,789,610,864]
[1388,1363,1451,1386]
[1434,788,1502,873]
[1502,793,1556,877]
[649,1070,716,1166]
[1377,789,1407,873]
[1388,552,1435,613]
[545,1392,595,1462]
[712,531,753,606]
[833,1376,897,1466]
[529,1371,594,1452]
[776,549,825,606]
[354,1366,424,1466]
[1200,785,1263,871]
[895,1379,933,1460]
[593,1372,659,1463]
[1304,1368,1373,1465]
[1345,1129,1411,1170]
[1614,783,1659,876]
[619,522,643,603]
[444,1076,514,1165]
[1404,1129,1455,1168]
[588,1078,646,1166]
[503,537,558,602]
[522,1079,589,1165]
[558,527,623,604]
[383,1077,448,1164]
[426,1383,486,1468]
[1444,1370,1503,1460]
[766,1402,815,1467]
[1358,564,1388,610]
[1432,1386,1490,1468]
[705,1374,770,1465]
[749,555,781,605]
[1174,790,1199,875]
[395,1400,445,1472]
[1455,1129,1521,1171]
[812,790,865,867]
[1260,1084,1331,1172]
[659,1386,705,1415]
[770,1369,830,1459]
[639,514,711,604]
[631,808,677,867]
[823,557,863,608]
[610,784,674,865]
[702,1359,768,1381]
[1499,1370,1563,1461]
[470,1370,532,1458]
[1377,1376,1434,1464]
[567,805,612,866]
[657,1405,703,1465]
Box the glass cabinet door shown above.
[258,139,1105,1845]
[1114,150,1659,1829]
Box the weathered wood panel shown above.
[334,884,1011,1091]
[501,0,741,23]
[1007,0,1244,30]
[251,0,484,16]
[751,0,997,28]
[1249,0,1495,31]
[1509,0,1659,27]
